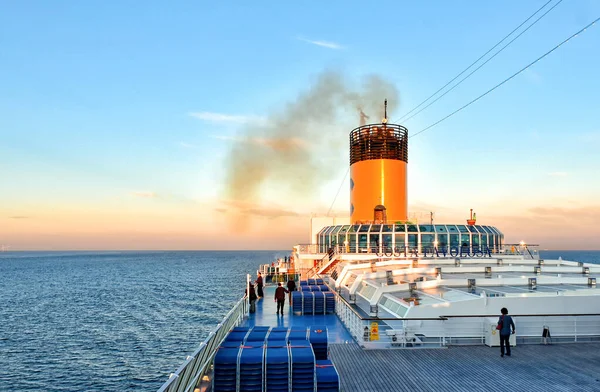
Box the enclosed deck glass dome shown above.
[316,223,504,254]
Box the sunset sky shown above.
[2,1,600,250]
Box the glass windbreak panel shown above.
[349,225,360,233]
[382,224,393,233]
[449,234,460,247]
[436,233,449,248]
[419,224,434,233]
[460,233,470,248]
[395,233,406,249]
[394,224,406,233]
[358,225,370,232]
[382,234,393,249]
[370,224,382,233]
[358,234,368,250]
[447,225,459,233]
[407,224,419,232]
[471,234,480,248]
[481,234,488,248]
[407,234,418,249]
[457,225,469,233]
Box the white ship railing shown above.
[157,296,248,392]
[332,287,600,349]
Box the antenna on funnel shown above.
[382,99,388,124]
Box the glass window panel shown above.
[348,225,360,233]
[329,234,338,246]
[370,224,382,233]
[358,234,368,250]
[332,226,343,235]
[394,233,406,249]
[382,224,393,233]
[449,234,460,247]
[419,224,434,232]
[436,233,449,248]
[407,224,419,232]
[408,234,418,249]
[447,225,459,233]
[369,233,380,250]
[324,226,336,235]
[348,232,357,250]
[421,233,435,251]
[382,234,392,249]
[482,226,493,234]
[460,233,470,248]
[394,224,406,233]
[457,225,469,233]
[467,225,478,233]
[358,224,371,232]
[434,225,447,233]
[471,234,480,247]
[340,225,350,233]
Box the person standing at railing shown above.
[498,307,516,357]
[256,272,264,298]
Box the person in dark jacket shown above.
[245,283,257,313]
[498,307,516,357]
[274,283,289,315]
[286,277,297,305]
[255,273,264,298]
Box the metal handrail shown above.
[157,295,248,392]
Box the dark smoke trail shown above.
[221,70,400,218]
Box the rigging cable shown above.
[400,0,563,124]
[326,166,350,216]
[394,0,556,123]
[410,15,600,139]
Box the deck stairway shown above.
[318,248,340,276]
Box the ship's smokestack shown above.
[349,100,408,224]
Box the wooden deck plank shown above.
[329,343,600,392]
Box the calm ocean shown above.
[0,249,598,391]
[0,250,284,391]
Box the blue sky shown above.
[1,1,600,249]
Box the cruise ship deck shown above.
[246,286,600,392]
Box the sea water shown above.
[0,250,597,391]
[0,250,283,391]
